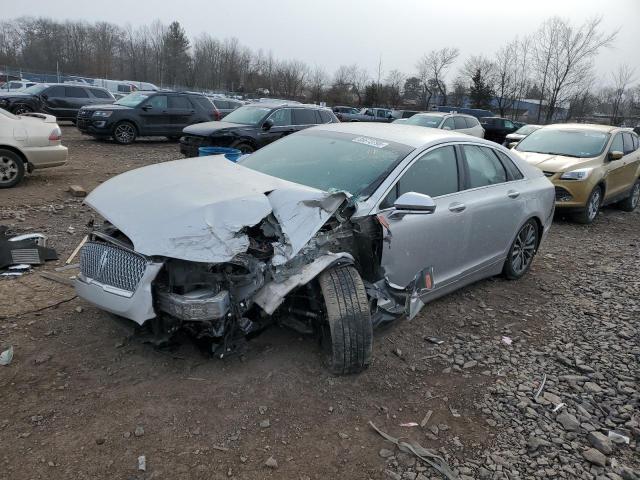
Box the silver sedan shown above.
[75,122,555,374]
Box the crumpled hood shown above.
[513,151,593,172]
[85,156,348,265]
[183,121,246,136]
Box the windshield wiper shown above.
[539,151,582,158]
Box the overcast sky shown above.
[4,0,639,86]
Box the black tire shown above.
[318,265,372,375]
[573,186,602,224]
[503,218,539,280]
[617,179,640,212]
[231,142,255,154]
[167,136,181,142]
[0,149,25,188]
[112,121,137,145]
[12,104,33,116]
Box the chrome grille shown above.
[79,241,147,293]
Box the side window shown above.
[442,117,455,130]
[169,96,192,109]
[463,145,508,188]
[146,95,168,109]
[610,133,624,153]
[464,117,478,128]
[622,133,634,155]
[213,100,227,109]
[268,108,292,126]
[632,134,639,151]
[117,85,132,93]
[292,108,318,125]
[90,88,111,99]
[64,86,89,98]
[376,109,388,118]
[453,117,467,129]
[318,110,333,123]
[504,120,515,129]
[494,150,524,180]
[381,146,459,208]
[365,109,374,116]
[194,97,213,110]
[46,86,64,97]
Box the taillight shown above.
[214,110,221,121]
[49,127,62,143]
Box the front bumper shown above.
[75,261,164,325]
[545,173,597,209]
[23,145,68,169]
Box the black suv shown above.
[180,102,339,156]
[77,91,217,144]
[0,83,114,120]
[480,117,520,144]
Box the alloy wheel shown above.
[0,155,19,185]
[587,189,601,222]
[13,105,31,115]
[114,124,135,144]
[510,223,537,275]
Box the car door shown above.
[40,86,65,117]
[168,95,196,133]
[291,108,320,133]
[605,133,630,199]
[88,88,113,106]
[61,86,90,119]
[138,95,170,135]
[259,108,294,147]
[377,145,468,291]
[453,116,470,135]
[457,144,525,271]
[441,117,455,131]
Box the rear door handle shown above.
[507,190,520,199]
[448,202,466,213]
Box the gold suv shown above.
[513,124,640,223]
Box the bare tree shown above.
[308,65,327,103]
[385,69,405,108]
[534,16,617,123]
[417,47,459,107]
[610,64,635,125]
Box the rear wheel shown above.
[503,219,539,280]
[573,186,602,224]
[113,121,137,145]
[318,265,372,375]
[617,179,640,212]
[12,104,32,115]
[0,149,25,188]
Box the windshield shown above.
[514,125,539,135]
[224,106,271,125]
[516,129,609,158]
[403,115,444,128]
[240,130,414,197]
[115,93,149,107]
[22,84,48,95]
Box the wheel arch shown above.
[0,144,28,167]
[112,118,140,135]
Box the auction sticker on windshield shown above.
[352,137,389,149]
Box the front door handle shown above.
[507,190,520,199]
[448,202,466,213]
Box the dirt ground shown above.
[0,126,638,480]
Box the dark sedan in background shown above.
[0,83,114,120]
[480,116,521,144]
[180,102,338,156]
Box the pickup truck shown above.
[335,107,393,122]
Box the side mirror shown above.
[392,192,436,215]
[142,104,152,111]
[262,118,274,131]
[386,114,393,119]
[608,151,623,161]
[508,142,518,149]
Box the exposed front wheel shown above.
[618,179,640,212]
[113,121,137,145]
[231,142,255,154]
[573,186,602,224]
[318,265,372,375]
[12,104,33,115]
[0,149,25,188]
[503,219,539,280]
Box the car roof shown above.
[312,122,465,148]
[414,112,474,119]
[542,123,618,133]
[244,102,327,110]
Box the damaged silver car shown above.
[75,123,555,374]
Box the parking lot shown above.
[1,126,639,480]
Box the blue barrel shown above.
[198,146,243,162]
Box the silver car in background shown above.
[75,123,554,374]
[394,111,485,138]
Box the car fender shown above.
[253,252,354,315]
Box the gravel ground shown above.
[0,126,638,480]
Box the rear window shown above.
[213,99,229,109]
[193,97,213,111]
[90,88,111,99]
[464,117,479,128]
[65,86,89,98]
[318,110,333,123]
